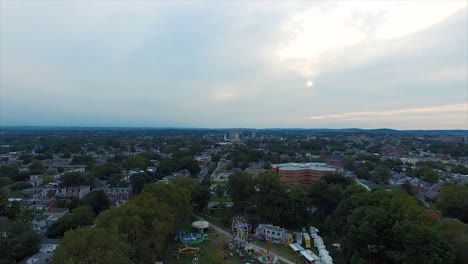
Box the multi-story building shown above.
[228,130,242,141]
[104,187,131,204]
[55,186,90,199]
[271,162,337,187]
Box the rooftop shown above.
[272,162,336,172]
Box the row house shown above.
[55,186,90,199]
[104,187,132,204]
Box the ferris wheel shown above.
[231,215,249,241]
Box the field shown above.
[163,230,259,264]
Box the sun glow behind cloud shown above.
[276,1,467,79]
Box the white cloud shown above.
[275,1,467,79]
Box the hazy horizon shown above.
[1,1,467,129]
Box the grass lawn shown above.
[163,229,258,263]
[250,240,302,263]
[203,208,234,229]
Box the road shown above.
[193,214,295,264]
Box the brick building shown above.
[271,162,337,187]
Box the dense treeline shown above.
[51,178,199,264]
[0,221,41,264]
[227,172,464,264]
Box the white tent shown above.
[192,220,210,230]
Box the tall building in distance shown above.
[271,162,337,187]
[228,130,242,141]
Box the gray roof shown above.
[272,162,337,172]
[18,253,52,264]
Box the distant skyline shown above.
[1,1,467,129]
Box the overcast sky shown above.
[1,1,467,129]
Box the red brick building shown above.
[271,163,337,187]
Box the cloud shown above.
[275,1,467,79]
[308,103,468,121]
[0,1,466,129]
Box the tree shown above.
[107,173,128,188]
[96,191,177,263]
[371,166,390,184]
[402,180,413,195]
[63,172,94,187]
[122,155,151,170]
[47,214,78,238]
[28,159,45,174]
[0,163,19,181]
[14,208,37,223]
[92,163,121,180]
[255,172,289,224]
[394,220,455,264]
[9,182,32,191]
[193,184,211,212]
[71,155,95,165]
[344,206,391,252]
[0,221,40,263]
[227,171,255,202]
[283,186,309,226]
[0,177,13,187]
[141,182,192,219]
[73,206,95,226]
[438,184,468,223]
[81,190,111,216]
[51,227,131,264]
[130,173,153,195]
[178,156,201,176]
[43,175,54,185]
[437,219,468,264]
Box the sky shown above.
[1,1,467,129]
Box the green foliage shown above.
[47,214,78,238]
[81,190,111,216]
[47,206,95,239]
[193,184,211,211]
[51,227,132,264]
[43,175,54,185]
[72,206,95,226]
[28,159,45,174]
[450,164,468,175]
[121,155,151,170]
[62,172,94,187]
[71,155,95,165]
[309,180,347,216]
[0,163,20,181]
[255,172,289,224]
[14,208,37,223]
[394,220,455,264]
[107,173,128,187]
[130,173,153,195]
[178,156,201,176]
[437,184,468,223]
[227,171,255,202]
[142,182,192,219]
[95,182,192,263]
[9,182,32,191]
[371,166,390,184]
[436,218,468,264]
[0,177,13,187]
[92,163,121,180]
[0,221,40,263]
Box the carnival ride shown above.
[231,215,249,242]
[179,230,209,245]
